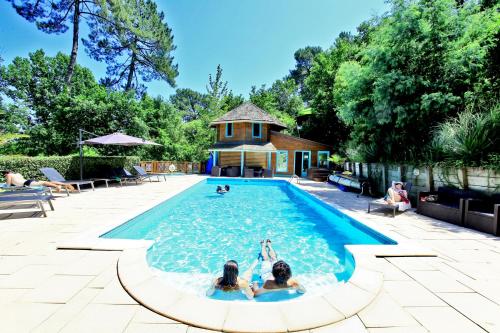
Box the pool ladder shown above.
[289,175,301,184]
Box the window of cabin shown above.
[276,151,288,172]
[252,123,261,138]
[318,151,329,168]
[225,123,233,137]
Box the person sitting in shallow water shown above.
[206,259,258,300]
[216,185,230,194]
[250,239,306,296]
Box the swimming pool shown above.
[103,178,395,299]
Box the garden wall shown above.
[0,155,140,181]
[345,162,500,199]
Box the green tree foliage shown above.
[300,32,360,147]
[289,46,322,94]
[169,88,208,122]
[331,0,499,162]
[83,0,178,93]
[249,79,300,133]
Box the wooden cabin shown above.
[209,103,331,177]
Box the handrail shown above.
[289,174,300,184]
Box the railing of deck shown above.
[139,161,204,174]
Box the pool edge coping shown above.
[116,246,384,332]
[56,176,437,332]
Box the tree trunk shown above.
[65,0,80,85]
[125,53,136,91]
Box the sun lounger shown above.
[133,165,167,182]
[90,177,123,188]
[0,194,55,217]
[112,168,141,185]
[368,182,412,217]
[40,168,95,193]
[1,184,69,196]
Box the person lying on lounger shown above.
[206,259,258,300]
[2,170,74,192]
[384,181,409,205]
[250,239,306,296]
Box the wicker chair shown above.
[417,187,479,226]
[262,168,273,178]
[244,168,255,178]
[211,166,221,177]
[464,195,500,236]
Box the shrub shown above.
[0,155,140,182]
[432,105,499,166]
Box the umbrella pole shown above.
[79,129,83,180]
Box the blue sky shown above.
[0,0,388,98]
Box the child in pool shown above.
[206,259,258,300]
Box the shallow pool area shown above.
[103,178,395,299]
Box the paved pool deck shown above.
[0,175,499,333]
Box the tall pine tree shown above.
[83,0,178,93]
[7,0,106,85]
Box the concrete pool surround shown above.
[57,176,436,332]
[117,246,384,332]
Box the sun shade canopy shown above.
[83,132,161,146]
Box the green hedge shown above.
[0,155,140,182]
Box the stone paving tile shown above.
[88,265,119,289]
[59,303,138,333]
[92,277,138,305]
[56,250,121,276]
[386,257,439,272]
[438,292,500,332]
[405,270,473,293]
[132,306,180,324]
[32,288,100,333]
[358,293,420,328]
[0,264,58,289]
[124,323,188,333]
[311,315,368,332]
[186,327,218,333]
[368,327,429,333]
[0,302,61,333]
[372,259,411,281]
[0,288,29,305]
[383,280,446,307]
[21,274,93,303]
[406,306,486,333]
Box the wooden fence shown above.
[345,162,500,199]
[139,161,204,174]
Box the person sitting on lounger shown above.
[251,239,306,296]
[206,259,258,300]
[385,181,409,205]
[2,170,74,192]
[216,185,230,194]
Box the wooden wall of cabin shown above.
[218,151,269,168]
[270,132,331,175]
[216,123,269,143]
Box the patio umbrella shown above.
[78,131,161,179]
[83,132,161,146]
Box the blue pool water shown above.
[103,179,395,299]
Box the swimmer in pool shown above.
[206,259,258,300]
[251,240,306,296]
[216,185,230,194]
